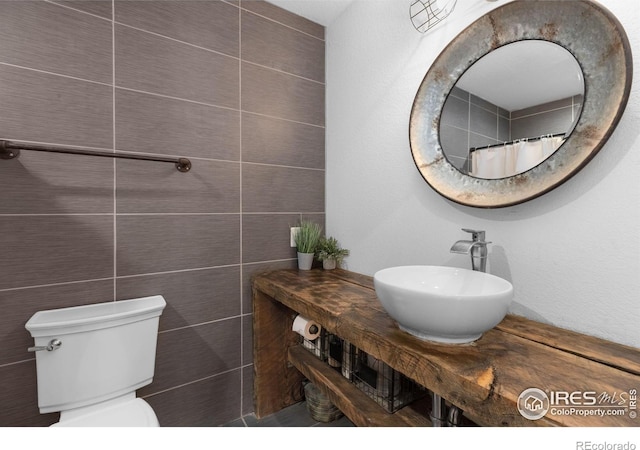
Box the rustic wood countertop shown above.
[252,269,640,427]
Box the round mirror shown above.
[410,0,632,208]
[440,40,584,179]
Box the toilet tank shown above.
[25,295,166,414]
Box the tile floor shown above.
[223,401,355,427]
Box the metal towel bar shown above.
[0,139,191,172]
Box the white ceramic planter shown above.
[297,252,314,270]
[322,259,337,270]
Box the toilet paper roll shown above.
[292,315,321,340]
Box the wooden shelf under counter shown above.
[252,269,640,427]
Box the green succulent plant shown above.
[316,236,349,264]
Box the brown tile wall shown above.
[0,0,324,427]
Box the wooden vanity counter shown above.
[252,269,640,427]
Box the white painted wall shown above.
[326,0,640,347]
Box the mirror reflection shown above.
[439,40,584,179]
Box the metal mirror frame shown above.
[409,0,632,208]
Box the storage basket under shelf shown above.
[343,340,426,413]
[300,331,425,413]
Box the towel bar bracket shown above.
[0,142,19,160]
[175,158,192,172]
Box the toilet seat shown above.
[53,394,159,427]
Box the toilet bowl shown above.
[53,394,158,427]
[25,295,166,427]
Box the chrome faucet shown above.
[450,228,491,272]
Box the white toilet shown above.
[25,295,166,427]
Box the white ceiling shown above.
[265,0,354,26]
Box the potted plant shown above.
[294,220,322,270]
[316,236,349,270]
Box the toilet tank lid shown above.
[25,295,166,337]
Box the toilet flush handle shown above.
[28,339,62,352]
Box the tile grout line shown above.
[0,277,115,294]
[158,314,244,335]
[141,367,242,401]
[0,212,325,217]
[112,0,117,302]
[239,5,245,421]
[0,258,296,294]
[239,3,325,42]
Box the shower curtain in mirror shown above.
[470,135,565,179]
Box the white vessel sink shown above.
[373,265,513,344]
